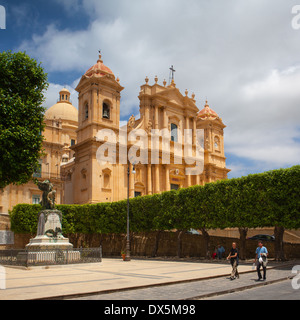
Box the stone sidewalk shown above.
[0,258,297,300]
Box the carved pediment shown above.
[157,88,185,107]
[169,168,185,178]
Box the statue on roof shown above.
[127,114,136,130]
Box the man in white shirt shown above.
[254,240,268,281]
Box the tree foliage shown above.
[10,166,300,249]
[0,51,48,188]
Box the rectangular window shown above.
[85,104,89,119]
[71,139,76,146]
[171,123,178,142]
[32,195,40,205]
[33,160,42,178]
[134,191,142,198]
[171,184,179,191]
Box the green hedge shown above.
[9,165,300,235]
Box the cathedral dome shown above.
[84,53,114,78]
[197,101,219,120]
[45,88,78,123]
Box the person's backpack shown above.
[260,253,268,267]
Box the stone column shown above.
[186,171,191,188]
[154,164,160,194]
[147,164,152,195]
[193,118,197,145]
[163,107,168,129]
[154,106,159,129]
[145,102,150,127]
[165,165,170,191]
[185,116,189,131]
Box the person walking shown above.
[217,245,225,260]
[254,240,268,281]
[227,242,239,280]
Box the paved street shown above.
[69,263,296,300]
[0,258,253,300]
[204,279,300,300]
[0,258,298,300]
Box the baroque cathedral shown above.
[0,53,230,215]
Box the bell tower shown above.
[197,100,230,182]
[71,53,124,204]
[75,53,124,144]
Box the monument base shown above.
[26,235,73,251]
[24,197,76,264]
[24,235,79,265]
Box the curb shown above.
[31,262,294,300]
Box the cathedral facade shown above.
[0,53,230,218]
[60,54,230,204]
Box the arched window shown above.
[84,103,89,119]
[102,168,112,191]
[214,136,220,150]
[102,102,110,120]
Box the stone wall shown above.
[11,231,300,260]
[0,214,10,231]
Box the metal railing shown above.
[33,171,63,181]
[0,247,102,267]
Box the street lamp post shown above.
[125,163,135,261]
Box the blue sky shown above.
[0,0,90,82]
[1,0,300,179]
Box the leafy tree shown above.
[0,51,48,188]
[263,166,300,260]
[151,191,177,257]
[177,184,215,258]
[225,176,263,259]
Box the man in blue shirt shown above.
[255,241,268,281]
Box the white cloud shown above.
[17,0,300,177]
[224,65,300,171]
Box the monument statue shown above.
[26,180,73,251]
[35,180,63,239]
[47,189,56,210]
[37,180,56,210]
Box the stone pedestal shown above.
[26,235,73,251]
[25,209,73,251]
